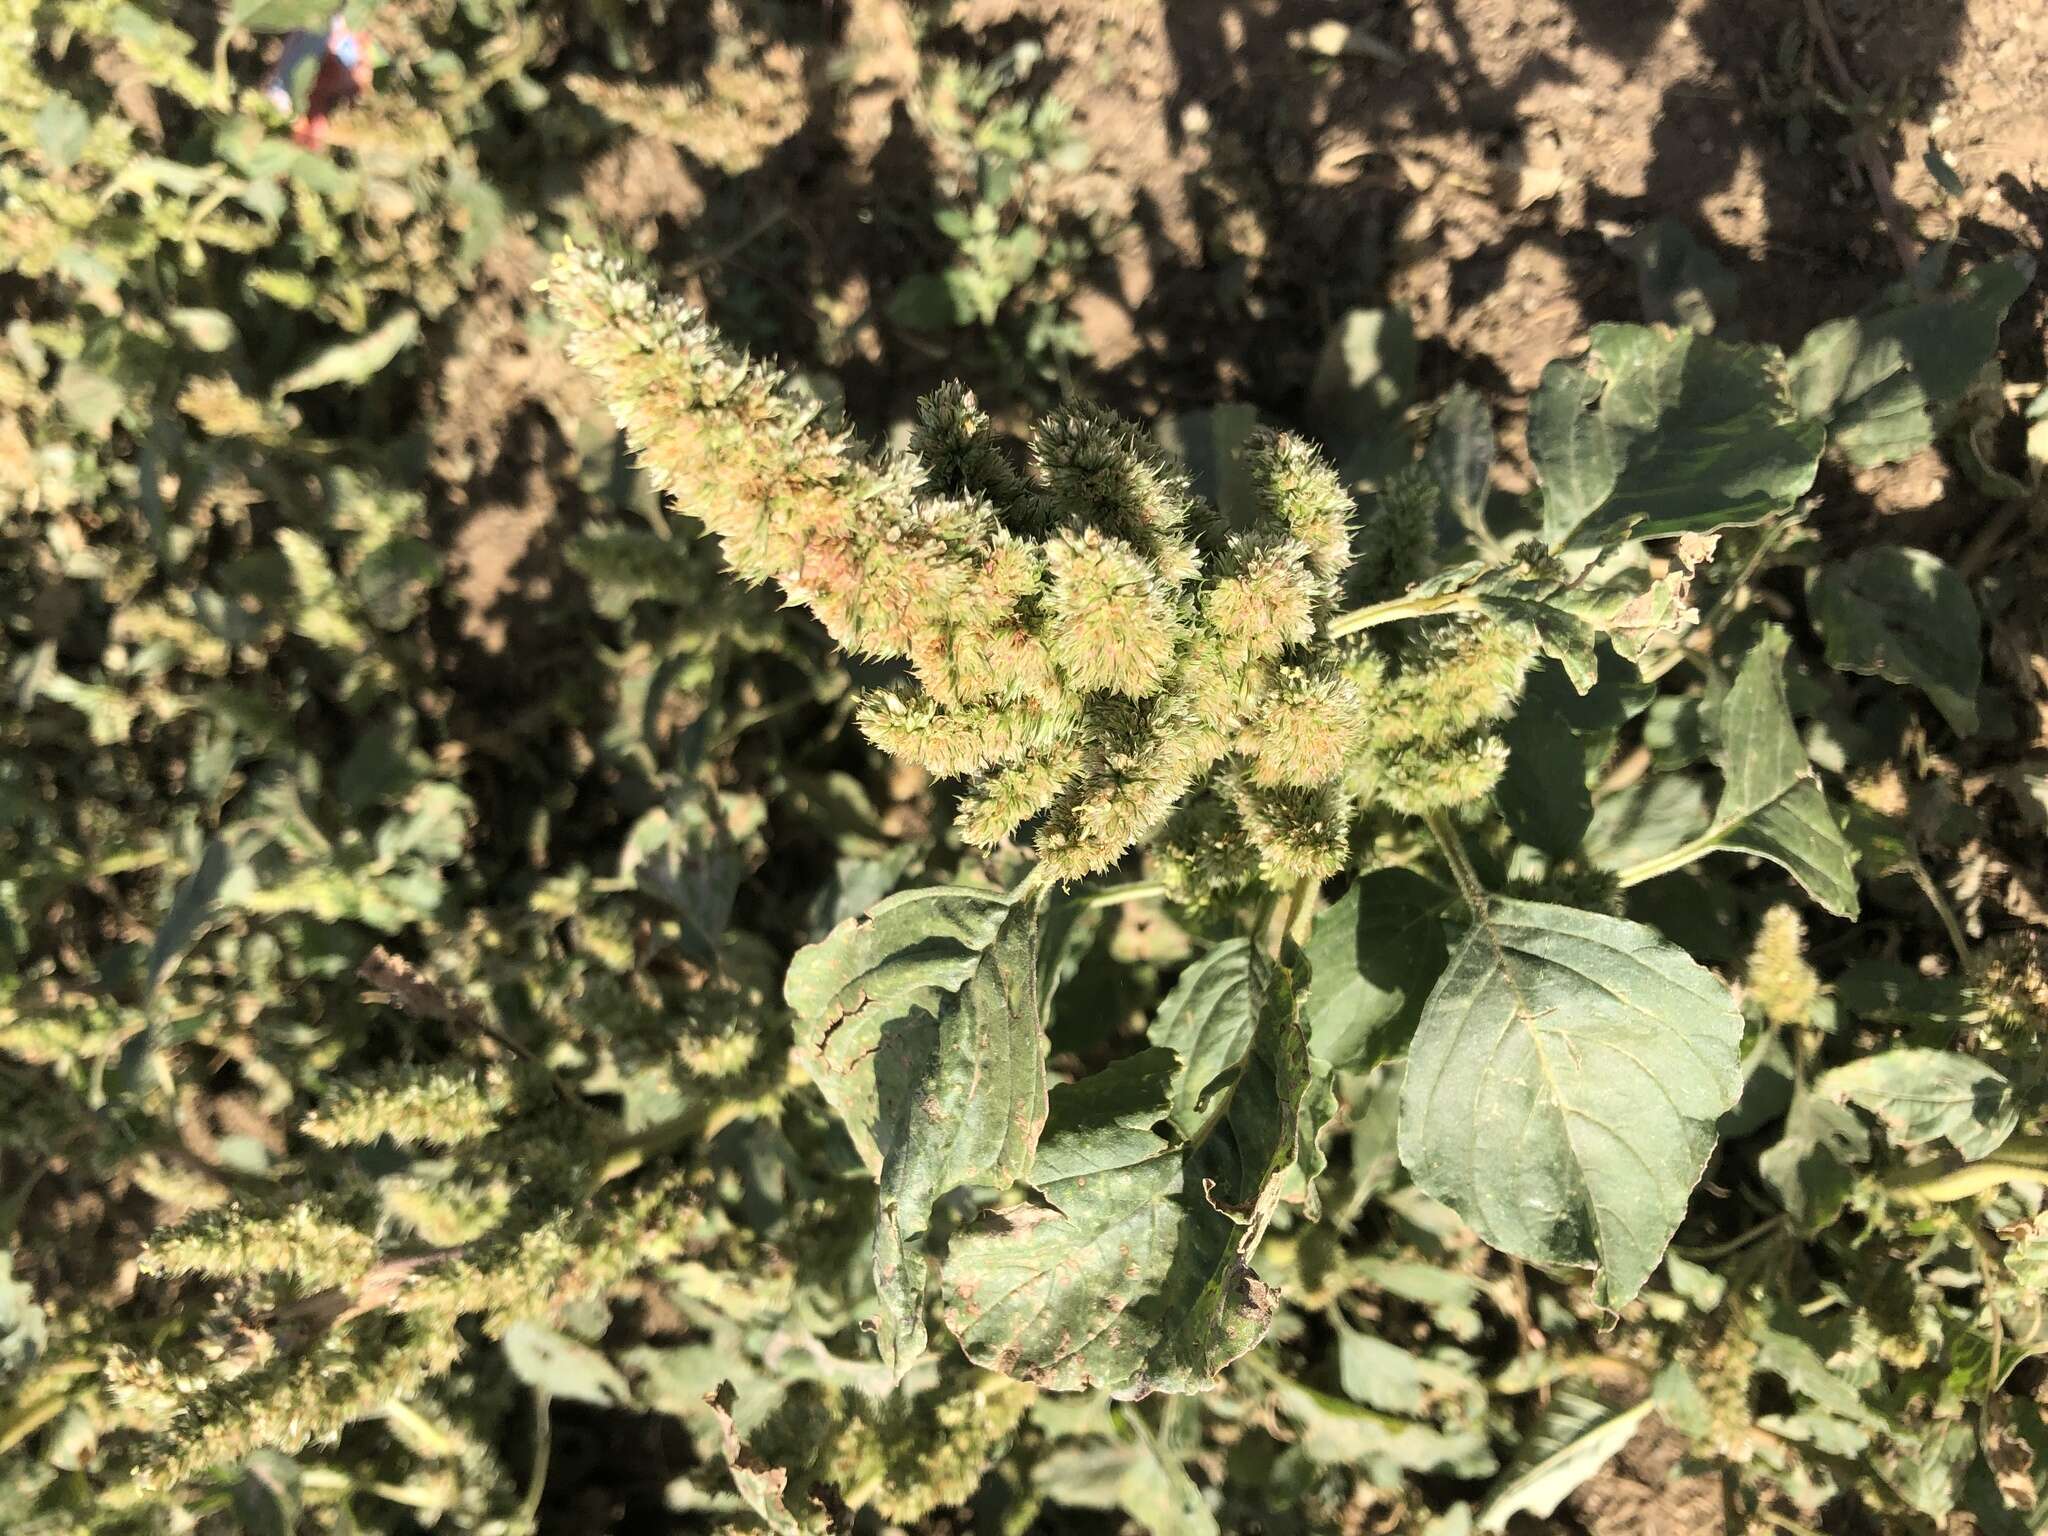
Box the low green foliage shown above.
[7,2,2048,1533]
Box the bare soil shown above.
[1015,0,2047,492]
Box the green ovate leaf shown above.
[0,1252,48,1381]
[1123,1413,1222,1536]
[275,310,421,396]
[500,1321,632,1407]
[1302,869,1452,1070]
[941,944,1319,1396]
[1147,939,1252,1133]
[1426,384,1495,535]
[1789,256,2032,466]
[1623,218,1736,333]
[1264,1370,1495,1479]
[1534,325,1823,551]
[1398,898,1742,1307]
[1495,654,1651,858]
[1308,306,1417,484]
[1808,546,1982,734]
[1760,1093,1871,1234]
[230,1451,304,1536]
[1816,1049,2016,1160]
[785,887,1047,1376]
[1652,625,1860,915]
[1476,1392,1653,1532]
[145,836,252,999]
[1156,403,1263,526]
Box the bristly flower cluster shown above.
[548,248,1504,886]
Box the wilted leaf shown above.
[788,886,1046,1376]
[1808,546,1981,734]
[1816,1049,2016,1160]
[1412,550,1700,695]
[1535,326,1823,551]
[942,946,1316,1395]
[1398,898,1742,1307]
[707,1382,832,1535]
[789,887,1009,1173]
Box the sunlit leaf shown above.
[1399,898,1742,1307]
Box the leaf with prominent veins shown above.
[1619,626,1860,916]
[785,886,1047,1377]
[1398,898,1742,1308]
[941,944,1321,1396]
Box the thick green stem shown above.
[1885,1136,2048,1203]
[1614,827,1727,889]
[1422,809,1487,913]
[1257,876,1320,960]
[1076,879,1167,911]
[1907,856,1971,966]
[518,1390,552,1527]
[1326,588,1480,639]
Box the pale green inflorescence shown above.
[547,247,1529,886]
[300,1062,524,1148]
[140,1201,381,1293]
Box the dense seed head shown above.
[1031,403,1204,584]
[1351,464,1439,604]
[1247,429,1352,587]
[1745,904,1821,1028]
[912,381,1041,531]
[857,689,1079,778]
[1226,775,1352,884]
[1034,697,1218,881]
[1355,728,1510,816]
[1202,532,1321,663]
[956,744,1088,847]
[551,250,1394,889]
[1153,790,1262,908]
[1240,663,1369,789]
[546,246,993,661]
[1043,529,1183,698]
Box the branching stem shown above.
[1076,879,1167,911]
[1327,588,1480,639]
[1422,810,1487,913]
[1886,1136,2048,1203]
[1614,828,1726,890]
